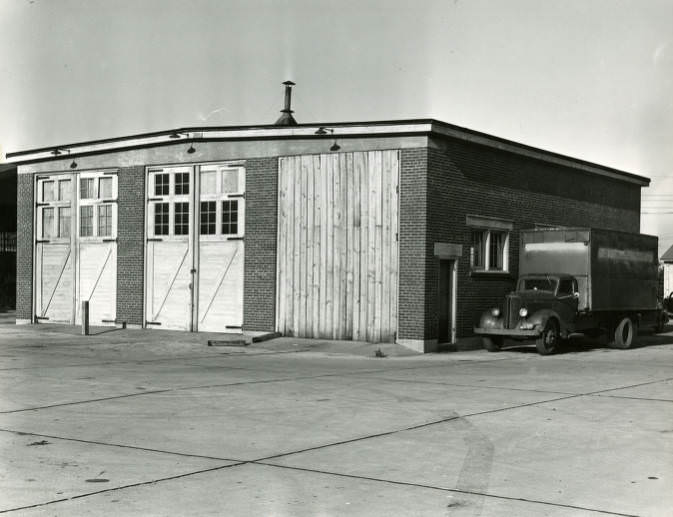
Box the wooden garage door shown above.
[276,151,399,342]
[145,165,245,332]
[35,172,117,325]
[146,167,194,330]
[196,165,245,332]
[35,175,75,323]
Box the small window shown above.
[58,207,71,238]
[99,177,113,199]
[472,232,485,270]
[471,229,509,272]
[98,204,113,237]
[155,174,170,196]
[558,279,573,296]
[42,207,54,239]
[58,179,71,201]
[221,169,239,194]
[154,203,169,235]
[42,181,55,202]
[200,201,216,235]
[80,178,95,199]
[200,171,217,195]
[174,202,189,235]
[489,231,507,271]
[80,206,93,237]
[175,172,189,195]
[222,200,238,235]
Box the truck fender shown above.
[528,309,564,336]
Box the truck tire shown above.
[483,336,503,352]
[536,320,559,355]
[610,317,635,349]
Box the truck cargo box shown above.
[520,228,659,312]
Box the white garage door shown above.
[35,172,118,325]
[145,165,245,332]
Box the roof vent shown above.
[274,81,298,126]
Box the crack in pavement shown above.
[249,462,640,517]
[0,462,244,514]
[0,360,518,414]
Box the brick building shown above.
[6,117,648,352]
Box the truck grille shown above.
[505,295,521,329]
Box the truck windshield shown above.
[519,277,558,292]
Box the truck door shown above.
[555,278,579,328]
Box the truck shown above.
[474,228,665,355]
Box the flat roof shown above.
[3,118,649,186]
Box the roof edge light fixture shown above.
[315,127,340,152]
[67,150,77,169]
[187,143,196,154]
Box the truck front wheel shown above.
[483,336,503,352]
[536,320,560,355]
[610,317,636,349]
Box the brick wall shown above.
[243,157,278,331]
[398,148,429,341]
[116,166,145,326]
[16,174,33,320]
[424,137,642,339]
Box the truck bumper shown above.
[474,327,541,338]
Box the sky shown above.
[1,0,672,252]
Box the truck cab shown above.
[475,273,579,355]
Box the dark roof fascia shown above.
[6,131,431,167]
[5,119,435,159]
[5,117,649,186]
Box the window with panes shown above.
[37,175,73,240]
[470,229,509,272]
[148,168,191,238]
[78,173,117,239]
[199,165,244,239]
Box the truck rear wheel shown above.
[610,317,636,349]
[536,320,559,355]
[483,336,503,352]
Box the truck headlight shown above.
[519,308,528,318]
[491,308,500,317]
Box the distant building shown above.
[661,244,673,300]
[5,86,650,351]
[0,163,17,310]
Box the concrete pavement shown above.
[0,322,672,516]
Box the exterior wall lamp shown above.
[315,127,340,152]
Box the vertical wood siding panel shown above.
[359,152,370,340]
[332,154,342,339]
[352,152,364,340]
[345,153,354,339]
[366,151,377,341]
[325,154,334,336]
[381,151,392,341]
[311,155,321,338]
[319,154,328,338]
[292,156,301,336]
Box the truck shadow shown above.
[502,327,673,355]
